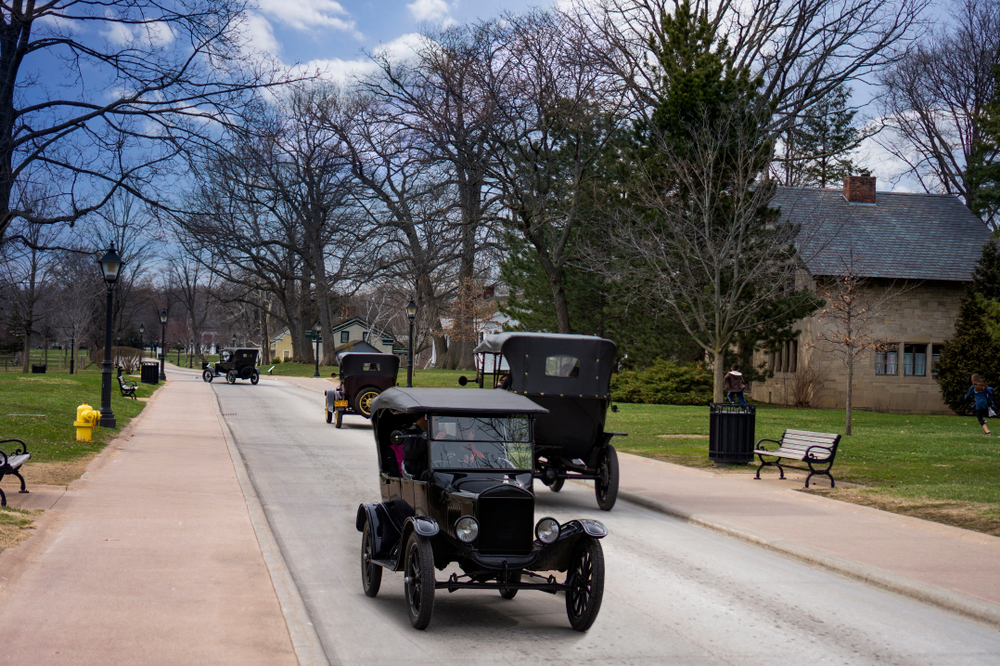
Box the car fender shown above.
[356,502,400,560]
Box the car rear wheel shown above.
[226,370,237,384]
[499,570,521,599]
[249,368,259,385]
[355,387,380,418]
[404,532,435,630]
[594,445,619,511]
[325,408,333,424]
[361,521,382,598]
[549,477,565,493]
[565,538,605,632]
[335,410,343,428]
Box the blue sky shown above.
[249,0,546,81]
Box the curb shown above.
[211,389,330,666]
[618,488,1000,629]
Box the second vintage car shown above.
[357,387,607,631]
[202,348,260,385]
[325,351,400,427]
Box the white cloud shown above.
[408,0,455,25]
[372,33,424,64]
[102,15,175,48]
[242,13,281,56]
[286,57,381,86]
[257,0,362,38]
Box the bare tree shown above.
[0,1,297,242]
[812,264,916,434]
[877,0,1000,227]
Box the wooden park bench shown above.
[753,429,841,488]
[0,438,30,506]
[117,367,138,399]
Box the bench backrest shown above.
[779,429,840,455]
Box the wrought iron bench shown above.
[117,367,138,399]
[753,429,841,488]
[0,438,30,506]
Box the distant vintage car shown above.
[202,348,260,385]
[357,387,607,631]
[325,352,399,427]
[461,332,625,510]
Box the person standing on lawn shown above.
[724,364,747,405]
[964,373,995,436]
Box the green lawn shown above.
[608,402,1000,526]
[0,367,151,465]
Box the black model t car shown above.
[325,352,400,427]
[202,348,260,384]
[461,332,625,511]
[357,387,607,631]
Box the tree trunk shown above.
[845,353,854,436]
[713,349,726,403]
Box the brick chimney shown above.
[341,306,355,318]
[843,175,876,204]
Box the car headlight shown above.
[455,516,479,543]
[535,517,560,544]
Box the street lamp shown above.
[406,299,417,387]
[139,323,145,358]
[189,339,193,368]
[97,244,124,428]
[232,333,236,349]
[313,322,321,377]
[158,309,167,381]
[177,341,182,365]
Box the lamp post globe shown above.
[139,323,145,358]
[97,244,124,428]
[158,309,167,381]
[406,299,417,388]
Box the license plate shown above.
[334,400,348,408]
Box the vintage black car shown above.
[202,348,260,384]
[357,387,607,631]
[460,332,625,511]
[325,352,400,427]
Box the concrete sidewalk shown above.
[1,371,999,666]
[0,367,302,665]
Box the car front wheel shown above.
[595,445,619,511]
[565,538,605,632]
[361,521,382,598]
[202,369,214,383]
[404,532,435,629]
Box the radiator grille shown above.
[477,491,533,556]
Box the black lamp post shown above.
[97,244,124,428]
[158,309,167,381]
[232,333,236,349]
[406,299,417,387]
[189,339,193,368]
[139,323,145,358]
[313,322,321,377]
[177,341,182,365]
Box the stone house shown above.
[751,176,991,414]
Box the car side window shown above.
[545,355,580,378]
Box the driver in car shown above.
[393,415,429,479]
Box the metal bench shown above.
[0,438,30,506]
[117,367,138,399]
[753,429,841,488]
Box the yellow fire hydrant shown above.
[74,403,100,442]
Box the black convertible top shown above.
[474,332,617,398]
[336,352,400,377]
[370,387,548,415]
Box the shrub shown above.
[611,359,713,405]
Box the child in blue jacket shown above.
[964,373,995,436]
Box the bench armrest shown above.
[0,438,28,456]
[804,444,834,461]
[754,438,780,450]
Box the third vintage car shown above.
[357,387,607,631]
[202,348,260,385]
[325,351,400,427]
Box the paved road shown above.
[214,377,1000,665]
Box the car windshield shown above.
[428,415,533,471]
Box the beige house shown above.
[270,316,402,362]
[752,176,990,415]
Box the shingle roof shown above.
[772,187,991,282]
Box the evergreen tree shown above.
[935,239,1000,413]
[967,65,1000,225]
[786,85,866,187]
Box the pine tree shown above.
[967,65,1000,226]
[935,239,1000,413]
[778,85,866,187]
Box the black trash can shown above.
[709,402,756,463]
[141,360,160,384]
[31,364,46,373]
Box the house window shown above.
[788,340,798,373]
[770,340,797,373]
[904,344,926,376]
[931,344,944,377]
[362,331,369,341]
[340,331,349,344]
[875,344,898,375]
[283,349,291,360]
